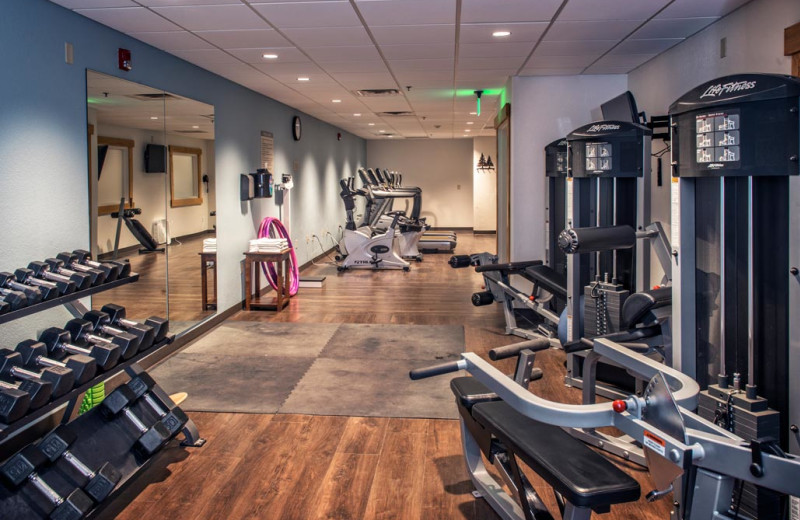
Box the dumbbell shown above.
[99,385,171,457]
[65,319,139,361]
[39,328,120,372]
[16,340,96,386]
[72,249,130,279]
[0,349,74,398]
[0,287,28,310]
[127,372,188,437]
[0,300,9,315]
[28,261,92,291]
[55,253,113,284]
[1,446,93,520]
[0,381,30,423]
[0,271,44,304]
[0,378,52,411]
[15,267,77,297]
[84,310,151,352]
[38,425,121,502]
[100,304,168,344]
[45,258,106,287]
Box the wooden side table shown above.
[243,249,292,312]
[199,252,217,311]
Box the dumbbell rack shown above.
[0,268,204,519]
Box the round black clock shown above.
[292,116,302,141]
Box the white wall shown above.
[509,75,628,261]
[473,136,497,232]
[628,0,799,282]
[366,139,474,228]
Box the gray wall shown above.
[0,0,365,339]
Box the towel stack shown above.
[203,238,217,253]
[249,237,289,253]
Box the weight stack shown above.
[698,385,782,518]
[584,280,629,337]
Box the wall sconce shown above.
[476,153,495,171]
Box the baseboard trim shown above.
[473,230,497,235]
[429,227,472,231]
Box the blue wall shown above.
[0,0,366,322]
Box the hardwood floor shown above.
[100,232,670,520]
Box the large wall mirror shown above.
[87,71,217,336]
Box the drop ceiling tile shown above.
[584,64,635,74]
[656,0,751,18]
[457,56,527,70]
[460,22,548,44]
[355,0,456,26]
[461,0,562,23]
[559,0,670,21]
[454,78,506,90]
[253,62,324,75]
[137,0,240,5]
[389,58,454,71]
[129,31,214,50]
[372,24,455,46]
[150,5,268,31]
[535,39,617,56]
[610,38,683,54]
[519,67,585,76]
[456,70,513,83]
[381,44,454,60]
[170,48,240,64]
[74,7,181,32]
[359,97,412,111]
[526,54,600,68]
[459,42,534,58]
[199,61,265,79]
[229,47,310,64]
[251,1,360,28]
[51,0,135,7]
[322,60,389,73]
[329,72,397,89]
[282,26,372,47]
[194,29,291,49]
[305,45,381,61]
[544,20,644,41]
[591,53,656,68]
[632,17,718,39]
[394,70,453,84]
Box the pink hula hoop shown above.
[257,217,299,296]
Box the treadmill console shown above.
[567,121,650,178]
[669,73,800,177]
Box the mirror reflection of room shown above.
[86,71,216,334]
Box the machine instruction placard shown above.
[694,110,741,170]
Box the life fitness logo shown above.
[700,80,757,99]
[587,124,620,132]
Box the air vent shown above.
[354,89,400,97]
[127,92,181,101]
[377,111,414,117]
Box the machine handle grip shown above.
[563,338,594,353]
[489,338,551,361]
[409,360,465,380]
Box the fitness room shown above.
[1,0,800,519]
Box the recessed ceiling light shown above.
[332,99,341,103]
[493,31,511,37]
[466,121,474,125]
[192,125,199,129]
[353,113,361,117]
[150,116,159,120]
[387,135,393,138]
[469,112,477,115]
[368,123,375,126]
[379,129,385,133]
[297,77,310,81]
[262,53,278,59]
[465,129,471,132]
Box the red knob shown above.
[481,285,485,289]
[529,295,535,301]
[612,400,627,413]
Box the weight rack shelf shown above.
[0,273,140,325]
[0,334,172,441]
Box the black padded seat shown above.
[450,377,500,411]
[523,264,567,299]
[621,287,671,327]
[471,400,640,509]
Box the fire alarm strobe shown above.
[118,48,132,71]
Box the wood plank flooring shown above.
[100,233,669,520]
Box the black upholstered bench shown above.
[523,264,568,300]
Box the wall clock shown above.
[292,116,302,141]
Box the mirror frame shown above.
[97,135,135,216]
[169,145,203,208]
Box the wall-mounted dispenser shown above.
[251,169,274,198]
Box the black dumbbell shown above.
[45,258,106,287]
[28,261,92,292]
[65,319,138,361]
[15,267,76,296]
[99,385,171,457]
[54,253,113,284]
[72,249,130,279]
[127,372,188,437]
[0,287,28,310]
[0,380,30,423]
[100,304,168,344]
[16,340,96,386]
[0,300,9,315]
[0,378,52,410]
[39,328,120,372]
[1,446,93,520]
[0,349,74,398]
[84,310,150,352]
[0,271,43,303]
[38,425,121,502]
